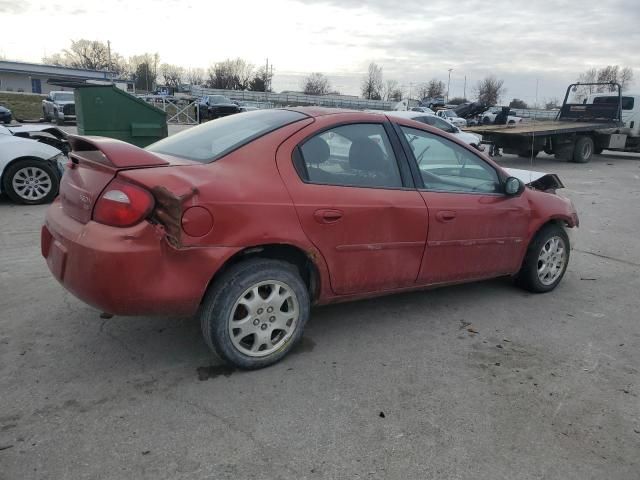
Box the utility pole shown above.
[107,40,112,81]
[463,75,467,100]
[447,68,453,103]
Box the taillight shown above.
[93,179,154,227]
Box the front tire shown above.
[199,258,310,369]
[515,224,570,293]
[2,159,60,205]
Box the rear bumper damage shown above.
[42,200,239,316]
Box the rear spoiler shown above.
[67,135,169,168]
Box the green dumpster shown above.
[75,85,168,147]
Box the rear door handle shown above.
[436,210,457,222]
[314,209,343,224]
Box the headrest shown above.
[303,136,330,165]
[349,138,386,171]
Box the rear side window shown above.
[147,109,307,162]
[298,123,402,188]
[592,96,635,110]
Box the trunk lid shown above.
[60,136,170,224]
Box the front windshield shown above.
[53,92,74,102]
[146,109,307,162]
[209,95,231,104]
[442,110,455,118]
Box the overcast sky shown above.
[2,0,638,103]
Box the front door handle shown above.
[314,209,343,224]
[436,210,457,222]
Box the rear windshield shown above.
[592,96,635,110]
[146,109,307,162]
[53,92,74,102]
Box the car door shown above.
[276,118,428,295]
[395,124,530,284]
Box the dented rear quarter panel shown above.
[117,117,335,302]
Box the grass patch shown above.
[0,92,45,121]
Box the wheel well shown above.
[530,219,570,243]
[206,244,321,303]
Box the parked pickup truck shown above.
[42,91,76,124]
[466,83,640,163]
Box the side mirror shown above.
[504,177,525,196]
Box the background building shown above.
[0,60,132,94]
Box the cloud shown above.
[289,0,639,100]
[0,0,29,13]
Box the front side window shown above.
[147,109,307,162]
[298,123,402,188]
[401,126,500,193]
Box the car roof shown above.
[285,106,373,118]
[385,110,434,119]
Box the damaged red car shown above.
[42,108,579,369]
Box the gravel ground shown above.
[1,151,639,480]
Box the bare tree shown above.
[415,83,429,100]
[426,79,446,99]
[43,39,127,74]
[361,62,383,100]
[509,98,528,109]
[302,73,331,95]
[186,68,205,86]
[382,79,399,101]
[475,76,505,105]
[448,97,468,105]
[206,58,255,90]
[249,66,273,92]
[620,67,634,91]
[576,65,634,99]
[129,53,159,91]
[160,64,184,89]
[545,98,560,109]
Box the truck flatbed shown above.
[466,120,619,137]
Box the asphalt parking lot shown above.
[1,151,639,480]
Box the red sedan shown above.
[42,108,579,369]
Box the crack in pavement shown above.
[574,248,640,268]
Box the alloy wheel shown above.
[12,166,53,202]
[537,236,567,285]
[228,280,299,357]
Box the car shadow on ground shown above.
[74,276,518,378]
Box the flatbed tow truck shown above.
[466,82,640,163]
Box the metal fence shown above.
[138,95,199,124]
[511,108,559,120]
[191,87,397,111]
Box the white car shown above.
[435,109,467,128]
[386,111,483,150]
[481,107,522,125]
[0,125,65,204]
[410,106,435,114]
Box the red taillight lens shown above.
[93,179,154,227]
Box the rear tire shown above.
[2,159,60,205]
[199,258,310,369]
[515,224,570,293]
[572,136,594,163]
